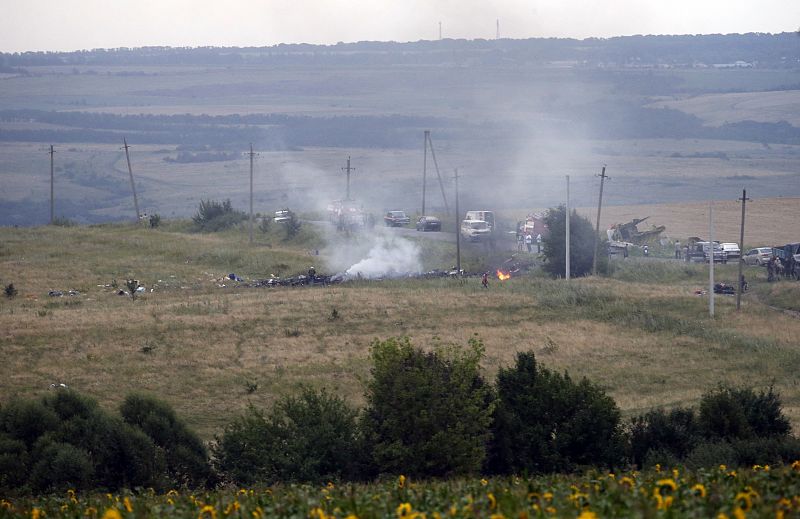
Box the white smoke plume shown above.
[333,231,422,279]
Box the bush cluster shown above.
[2,338,797,492]
[0,391,209,493]
[630,385,798,469]
[191,199,246,232]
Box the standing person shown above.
[524,233,533,253]
[767,256,776,282]
[675,240,681,259]
[481,272,489,289]
[643,245,649,257]
[536,233,542,254]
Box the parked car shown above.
[416,216,442,232]
[460,219,491,242]
[383,210,410,227]
[743,247,773,266]
[686,241,727,263]
[721,242,741,259]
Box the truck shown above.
[464,210,495,231]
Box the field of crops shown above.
[3,465,800,518]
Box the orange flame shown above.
[496,270,511,281]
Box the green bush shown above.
[698,385,790,441]
[192,199,246,232]
[120,393,213,487]
[629,407,700,468]
[214,387,361,485]
[0,433,28,490]
[488,351,625,474]
[542,205,607,278]
[0,390,168,491]
[360,337,493,478]
[29,441,94,491]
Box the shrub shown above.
[4,283,17,298]
[488,351,625,474]
[0,390,165,491]
[360,337,493,478]
[214,387,361,485]
[29,441,94,491]
[120,393,213,488]
[698,385,790,441]
[283,210,302,239]
[0,433,29,490]
[149,214,161,228]
[192,199,246,232]
[542,205,607,278]
[629,407,700,468]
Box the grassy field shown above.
[2,218,800,441]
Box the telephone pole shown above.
[248,143,255,245]
[122,138,141,221]
[709,202,715,318]
[439,21,442,40]
[342,156,355,200]
[565,175,571,280]
[454,168,461,273]
[426,132,450,214]
[49,145,55,224]
[592,166,609,276]
[422,131,429,215]
[736,189,751,311]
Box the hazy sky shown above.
[1,0,798,52]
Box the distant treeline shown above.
[1,33,797,69]
[0,110,451,149]
[2,106,799,147]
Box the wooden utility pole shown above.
[422,131,429,215]
[122,138,141,221]
[342,156,355,200]
[736,189,751,311]
[249,143,255,245]
[565,175,571,280]
[49,145,55,224]
[454,168,461,273]
[426,133,450,214]
[709,201,715,318]
[592,166,609,276]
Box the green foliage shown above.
[629,407,700,468]
[192,199,246,232]
[488,351,625,474]
[283,210,302,239]
[213,387,361,485]
[698,385,790,441]
[120,393,213,488]
[258,215,271,234]
[541,205,607,278]
[148,213,161,228]
[0,390,217,492]
[361,336,493,478]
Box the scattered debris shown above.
[49,383,68,390]
[609,217,666,245]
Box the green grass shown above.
[2,222,800,440]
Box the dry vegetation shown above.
[1,215,800,441]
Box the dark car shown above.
[384,210,410,227]
[416,216,442,232]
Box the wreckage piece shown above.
[609,216,666,245]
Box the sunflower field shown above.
[3,464,800,519]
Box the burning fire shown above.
[496,270,511,281]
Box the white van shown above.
[464,211,495,231]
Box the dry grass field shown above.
[2,210,800,441]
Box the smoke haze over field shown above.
[1,0,798,52]
[325,229,423,279]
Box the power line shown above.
[592,165,609,276]
[48,145,55,224]
[342,156,355,201]
[736,189,751,311]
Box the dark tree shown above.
[542,205,606,278]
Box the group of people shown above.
[517,232,542,254]
[767,254,798,282]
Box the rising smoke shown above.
[325,228,423,279]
